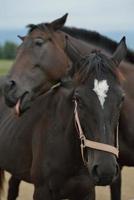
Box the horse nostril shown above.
[91,160,118,186]
[91,164,99,182]
[9,80,16,88]
[4,80,16,92]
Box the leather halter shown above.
[74,100,119,165]
[42,82,61,96]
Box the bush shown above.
[0,41,18,59]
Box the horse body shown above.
[119,63,134,166]
[0,96,35,180]
[109,64,134,200]
[0,84,94,200]
[31,87,91,199]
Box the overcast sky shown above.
[0,0,134,31]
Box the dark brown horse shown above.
[4,14,96,116]
[4,14,70,115]
[61,25,134,200]
[1,15,127,199]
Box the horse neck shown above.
[119,61,134,99]
[36,88,81,161]
[64,34,93,56]
[41,87,76,137]
[63,31,110,59]
[62,26,134,64]
[56,87,82,161]
[118,62,134,149]
[54,87,75,134]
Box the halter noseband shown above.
[74,100,119,165]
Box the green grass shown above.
[0,59,13,75]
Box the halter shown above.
[74,100,119,165]
[42,82,61,96]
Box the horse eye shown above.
[34,38,44,46]
[121,96,125,102]
[120,94,125,104]
[34,64,40,68]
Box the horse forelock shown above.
[27,23,50,34]
[74,52,123,84]
[26,23,66,49]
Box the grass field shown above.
[0,59,13,75]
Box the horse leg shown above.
[85,186,95,200]
[33,184,52,200]
[78,184,95,200]
[110,168,122,200]
[7,176,21,200]
[70,190,95,200]
[60,174,95,200]
[79,187,95,200]
[72,186,95,200]
[83,193,95,200]
[0,169,4,199]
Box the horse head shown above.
[67,37,127,185]
[4,14,71,115]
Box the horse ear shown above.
[50,13,68,30]
[112,36,127,66]
[17,35,25,41]
[65,36,83,64]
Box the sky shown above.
[0,0,134,47]
[0,0,134,31]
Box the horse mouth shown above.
[14,92,31,116]
[93,176,114,186]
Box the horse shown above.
[109,63,134,200]
[2,13,95,199]
[2,14,132,199]
[61,24,134,200]
[1,17,127,199]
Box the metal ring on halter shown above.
[80,137,87,165]
[80,136,86,148]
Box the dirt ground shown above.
[1,167,134,200]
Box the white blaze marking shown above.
[93,79,109,108]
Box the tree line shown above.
[0,41,18,59]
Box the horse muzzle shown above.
[4,79,32,115]
[88,152,119,186]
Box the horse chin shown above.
[87,162,115,186]
[93,176,114,186]
[14,92,31,116]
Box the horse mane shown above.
[62,27,134,64]
[26,23,134,64]
[27,23,49,33]
[74,51,123,84]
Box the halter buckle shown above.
[80,136,87,166]
[80,136,86,148]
